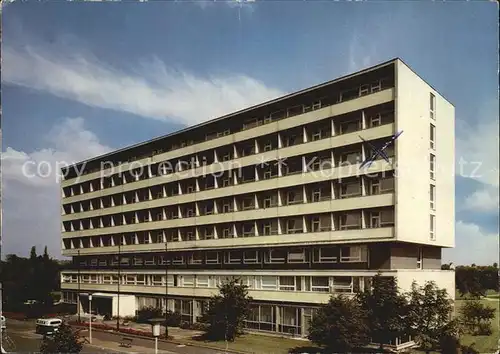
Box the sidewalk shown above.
[84,336,176,354]
[78,328,224,354]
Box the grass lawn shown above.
[185,333,319,354]
[456,298,500,353]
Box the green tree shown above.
[308,295,370,352]
[406,281,456,353]
[40,322,83,353]
[357,274,408,350]
[201,278,252,341]
[459,300,496,335]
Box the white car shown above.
[1,315,6,330]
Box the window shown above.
[196,276,209,288]
[243,251,259,264]
[267,249,286,264]
[182,275,194,287]
[332,276,353,293]
[263,140,273,152]
[136,275,146,285]
[430,124,436,149]
[287,191,301,205]
[204,203,214,215]
[204,228,214,240]
[185,231,195,241]
[430,93,436,119]
[430,184,436,210]
[340,180,361,198]
[430,214,436,241]
[189,253,203,265]
[152,275,164,286]
[312,189,321,202]
[314,247,337,263]
[279,277,296,291]
[262,222,272,236]
[287,249,306,263]
[311,277,329,292]
[186,208,195,217]
[227,252,241,264]
[339,120,360,135]
[263,197,272,208]
[286,219,303,234]
[340,246,368,263]
[371,80,382,93]
[339,212,361,230]
[172,255,184,265]
[222,227,233,238]
[261,276,278,290]
[339,151,361,164]
[370,210,394,228]
[368,113,382,128]
[360,84,370,96]
[222,178,231,187]
[242,197,255,210]
[311,217,321,232]
[222,202,232,213]
[430,154,436,180]
[206,252,220,264]
[312,130,322,141]
[242,223,255,237]
[417,247,423,269]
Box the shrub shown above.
[439,334,460,354]
[179,321,191,329]
[459,300,495,335]
[476,322,492,335]
[460,344,479,354]
[165,311,181,327]
[190,322,209,331]
[136,306,163,324]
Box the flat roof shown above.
[64,57,450,170]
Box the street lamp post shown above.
[88,294,92,344]
[117,242,121,331]
[77,250,81,323]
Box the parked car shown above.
[1,315,6,330]
[35,318,62,335]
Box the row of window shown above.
[62,175,395,232]
[429,92,437,242]
[64,76,393,180]
[62,208,394,250]
[62,273,370,294]
[74,246,368,267]
[62,124,395,204]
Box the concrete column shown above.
[275,306,280,333]
[300,308,306,337]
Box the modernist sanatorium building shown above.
[60,58,455,340]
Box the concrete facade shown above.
[60,58,455,339]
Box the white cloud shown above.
[462,187,499,213]
[456,119,499,188]
[1,117,111,258]
[443,221,499,266]
[2,46,284,126]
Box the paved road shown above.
[3,320,115,353]
[4,319,226,354]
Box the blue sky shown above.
[1,1,498,264]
